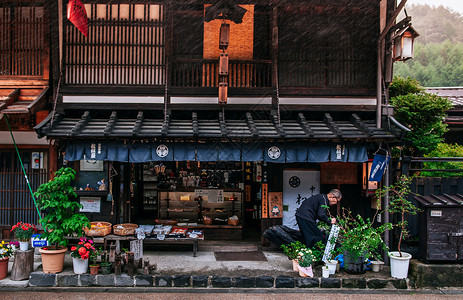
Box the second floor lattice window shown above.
[0,1,46,77]
[64,3,165,86]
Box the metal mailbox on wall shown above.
[415,194,463,262]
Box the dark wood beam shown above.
[192,112,199,137]
[132,111,144,136]
[324,113,342,138]
[71,111,90,137]
[351,113,373,137]
[104,111,117,136]
[219,111,228,137]
[0,89,20,111]
[297,113,314,138]
[27,87,49,115]
[245,112,259,137]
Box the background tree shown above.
[389,77,453,156]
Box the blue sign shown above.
[31,234,48,248]
[369,154,390,182]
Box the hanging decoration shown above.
[67,0,88,37]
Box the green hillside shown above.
[394,4,463,86]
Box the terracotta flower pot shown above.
[39,247,67,274]
[89,264,99,275]
[0,257,9,280]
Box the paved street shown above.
[2,289,463,300]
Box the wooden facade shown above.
[1,0,406,234]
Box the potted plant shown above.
[376,175,421,279]
[0,241,15,280]
[70,237,95,274]
[280,241,306,271]
[34,167,91,273]
[99,250,112,275]
[296,248,315,277]
[89,248,100,275]
[336,207,392,274]
[10,222,37,251]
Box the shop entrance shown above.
[129,161,262,241]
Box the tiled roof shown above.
[35,110,401,141]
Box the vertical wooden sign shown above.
[262,183,268,218]
[245,184,251,202]
[268,192,283,218]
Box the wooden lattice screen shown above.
[0,151,48,227]
[64,3,165,86]
[0,1,45,77]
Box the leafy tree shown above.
[390,77,453,155]
[388,76,423,98]
[421,143,463,177]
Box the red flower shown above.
[81,252,89,260]
[71,246,77,251]
[78,247,87,255]
[84,242,91,249]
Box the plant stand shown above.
[11,249,34,280]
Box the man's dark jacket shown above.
[295,193,331,224]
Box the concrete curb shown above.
[24,272,413,289]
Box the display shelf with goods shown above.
[158,189,243,224]
[142,164,159,215]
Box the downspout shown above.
[383,158,390,264]
[376,42,382,129]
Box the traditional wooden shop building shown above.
[32,0,409,241]
[0,0,53,235]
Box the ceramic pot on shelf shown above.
[73,257,89,274]
[19,241,29,251]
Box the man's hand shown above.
[331,218,336,224]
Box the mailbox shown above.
[415,194,463,262]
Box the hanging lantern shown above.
[219,53,229,75]
[219,82,228,104]
[393,26,419,61]
[219,23,230,49]
[362,159,378,195]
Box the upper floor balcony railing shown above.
[170,59,272,88]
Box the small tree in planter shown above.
[376,175,421,278]
[336,207,392,274]
[34,167,91,273]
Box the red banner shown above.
[67,0,88,37]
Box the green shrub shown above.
[421,143,463,177]
[389,76,424,98]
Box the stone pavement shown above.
[0,242,461,290]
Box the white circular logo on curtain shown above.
[156,144,169,158]
[267,146,281,160]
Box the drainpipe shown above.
[376,42,382,129]
[383,158,390,265]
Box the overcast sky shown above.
[407,0,463,14]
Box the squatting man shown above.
[295,189,342,248]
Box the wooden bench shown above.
[85,234,203,257]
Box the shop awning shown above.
[63,140,368,163]
[35,110,401,141]
[34,109,404,163]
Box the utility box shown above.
[415,194,463,262]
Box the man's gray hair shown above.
[329,189,342,199]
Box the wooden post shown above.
[11,250,34,281]
[114,252,122,275]
[109,243,116,262]
[126,252,134,276]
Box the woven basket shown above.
[84,222,112,237]
[113,223,138,236]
